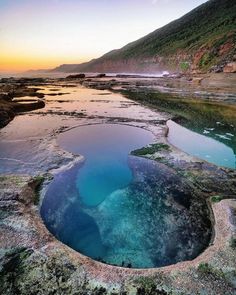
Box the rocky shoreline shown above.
[0,80,45,128]
[0,73,236,294]
[1,72,235,127]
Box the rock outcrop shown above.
[224,62,236,73]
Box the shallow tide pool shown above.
[167,120,236,169]
[41,124,211,268]
[0,85,166,175]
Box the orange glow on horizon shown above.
[0,0,207,73]
[0,52,90,72]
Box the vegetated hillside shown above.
[54,0,236,74]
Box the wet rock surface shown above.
[0,80,46,128]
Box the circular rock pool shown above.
[41,124,211,268]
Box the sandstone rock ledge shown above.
[0,174,235,295]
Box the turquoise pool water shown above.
[57,124,154,207]
[41,124,211,268]
[167,120,236,169]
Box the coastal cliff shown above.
[52,0,236,74]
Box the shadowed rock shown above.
[66,74,86,79]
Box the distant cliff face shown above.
[53,0,236,74]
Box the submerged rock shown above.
[41,155,212,269]
[0,168,236,295]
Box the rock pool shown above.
[41,124,211,268]
[167,120,236,169]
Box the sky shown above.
[0,0,207,72]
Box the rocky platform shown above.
[0,74,236,294]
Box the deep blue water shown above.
[41,124,211,268]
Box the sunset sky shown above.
[0,0,207,72]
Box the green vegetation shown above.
[68,0,236,73]
[180,62,190,72]
[33,175,45,183]
[198,263,213,275]
[134,277,169,295]
[111,0,236,61]
[0,247,33,275]
[229,237,236,249]
[31,175,45,205]
[199,52,217,70]
[131,143,170,157]
[0,175,25,186]
[211,195,224,203]
[198,263,225,280]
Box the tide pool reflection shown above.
[57,124,154,207]
[167,120,236,169]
